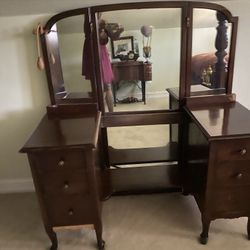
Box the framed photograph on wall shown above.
[111,36,134,59]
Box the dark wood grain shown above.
[184,101,250,244]
[102,111,182,127]
[24,143,104,249]
[227,16,238,94]
[41,169,88,196]
[20,112,101,152]
[27,154,58,250]
[47,103,98,119]
[46,194,94,227]
[104,164,181,195]
[31,149,86,172]
[185,93,235,109]
[186,102,250,138]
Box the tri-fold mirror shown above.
[42,2,237,110]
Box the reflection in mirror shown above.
[191,9,232,96]
[98,8,181,112]
[56,15,93,102]
[107,124,178,168]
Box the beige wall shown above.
[0,14,51,182]
[219,0,250,108]
[0,0,250,190]
[120,28,181,93]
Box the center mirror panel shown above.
[190,8,232,96]
[55,14,93,103]
[97,8,182,112]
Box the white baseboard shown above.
[0,178,35,193]
[147,91,169,99]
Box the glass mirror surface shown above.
[98,8,181,112]
[56,14,93,102]
[191,8,232,96]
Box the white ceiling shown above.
[0,0,235,17]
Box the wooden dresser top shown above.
[20,112,101,153]
[186,102,250,139]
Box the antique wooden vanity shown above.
[20,1,250,249]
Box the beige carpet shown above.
[113,95,169,112]
[108,124,170,149]
[0,192,249,250]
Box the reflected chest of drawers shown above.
[20,113,105,250]
[184,102,250,244]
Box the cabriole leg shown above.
[247,217,250,240]
[94,223,105,250]
[45,227,58,250]
[200,216,211,245]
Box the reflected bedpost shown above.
[212,11,228,89]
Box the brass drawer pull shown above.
[64,182,69,190]
[240,149,247,156]
[236,173,243,179]
[68,209,74,216]
[58,160,65,167]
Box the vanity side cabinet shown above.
[20,113,104,250]
[184,103,250,244]
[26,148,104,250]
[207,139,250,218]
[197,138,250,244]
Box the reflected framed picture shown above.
[111,36,134,59]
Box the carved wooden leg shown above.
[247,217,250,240]
[112,82,117,106]
[141,81,146,104]
[94,223,105,250]
[200,216,211,245]
[45,227,58,250]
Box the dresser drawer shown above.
[214,160,250,187]
[32,150,85,172]
[214,139,250,162]
[42,169,89,196]
[211,187,250,217]
[46,195,94,227]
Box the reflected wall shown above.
[99,8,181,112]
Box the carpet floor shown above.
[0,192,249,250]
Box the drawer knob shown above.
[64,182,69,190]
[68,209,74,216]
[58,160,65,167]
[236,173,243,179]
[240,149,247,156]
